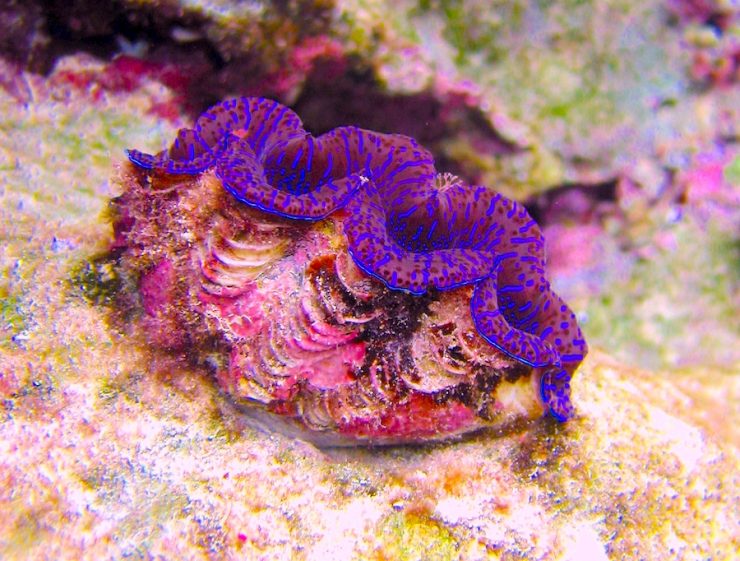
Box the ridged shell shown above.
[114,167,547,445]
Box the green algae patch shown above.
[68,256,122,308]
[724,155,740,186]
[0,288,27,346]
[0,56,182,234]
[96,376,123,403]
[0,506,51,560]
[585,216,740,370]
[444,136,567,199]
[369,511,459,561]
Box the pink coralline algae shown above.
[669,0,740,87]
[116,97,587,444]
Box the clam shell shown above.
[113,167,546,445]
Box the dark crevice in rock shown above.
[294,61,519,172]
[525,180,618,227]
[1,0,519,174]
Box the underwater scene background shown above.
[0,1,737,559]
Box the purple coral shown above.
[126,96,587,424]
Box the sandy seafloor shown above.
[0,1,738,560]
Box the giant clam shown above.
[114,96,587,445]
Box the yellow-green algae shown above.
[69,256,122,308]
[585,212,739,370]
[725,154,740,185]
[367,511,459,561]
[443,136,567,198]
[0,288,27,347]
